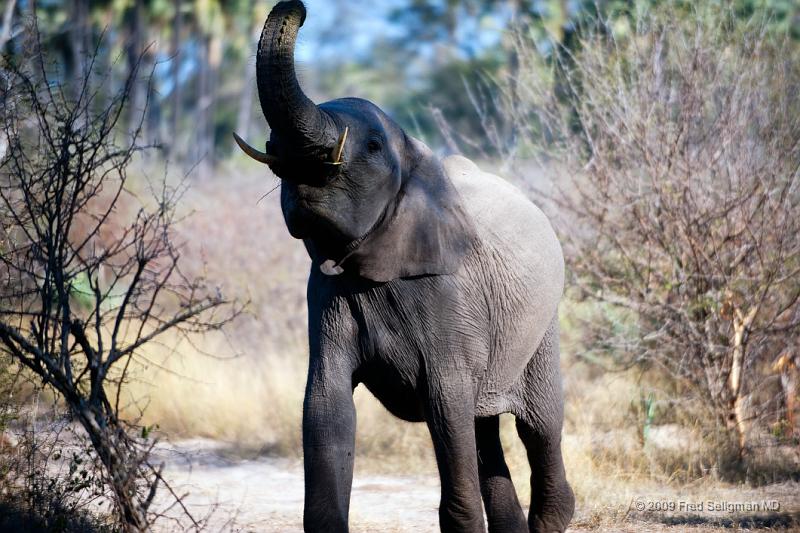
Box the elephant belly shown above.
[358,369,425,422]
[468,242,562,416]
[444,156,565,416]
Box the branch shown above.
[104,298,226,370]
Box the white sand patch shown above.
[151,438,440,532]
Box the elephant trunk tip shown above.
[256,0,334,153]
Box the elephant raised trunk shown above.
[256,0,334,157]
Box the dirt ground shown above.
[150,439,800,532]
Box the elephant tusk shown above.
[233,132,278,165]
[326,126,348,166]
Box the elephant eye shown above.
[367,139,382,153]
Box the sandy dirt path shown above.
[153,439,441,532]
[152,439,799,532]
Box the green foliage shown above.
[68,273,127,313]
[140,423,158,439]
[68,272,96,311]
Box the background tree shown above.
[2,0,799,165]
[486,6,800,466]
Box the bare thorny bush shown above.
[0,23,236,532]
[459,9,800,478]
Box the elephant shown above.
[233,2,575,532]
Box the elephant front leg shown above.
[425,377,486,533]
[302,363,356,533]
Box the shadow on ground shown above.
[656,512,800,529]
[0,499,106,533]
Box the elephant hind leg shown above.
[475,416,527,533]
[514,319,575,533]
[515,418,574,533]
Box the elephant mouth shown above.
[281,183,347,242]
[269,152,341,186]
[281,181,393,276]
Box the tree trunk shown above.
[207,34,221,166]
[195,34,210,168]
[76,406,150,533]
[126,0,145,135]
[505,0,527,155]
[235,66,255,140]
[69,0,89,100]
[0,0,16,161]
[194,32,221,173]
[774,351,799,437]
[169,0,183,155]
[235,17,259,140]
[144,46,159,148]
[727,306,757,456]
[0,0,16,52]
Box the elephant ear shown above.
[346,138,477,282]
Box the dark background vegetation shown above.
[2,0,798,166]
[1,0,799,531]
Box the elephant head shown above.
[234,0,476,282]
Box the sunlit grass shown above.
[108,162,797,525]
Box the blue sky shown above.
[155,0,509,101]
[294,0,406,64]
[293,0,507,64]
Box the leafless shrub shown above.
[0,21,236,531]
[481,9,800,470]
[0,392,113,532]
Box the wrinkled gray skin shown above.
[241,2,575,531]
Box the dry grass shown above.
[121,334,305,452]
[106,160,798,531]
[117,161,438,470]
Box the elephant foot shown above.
[529,481,575,533]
